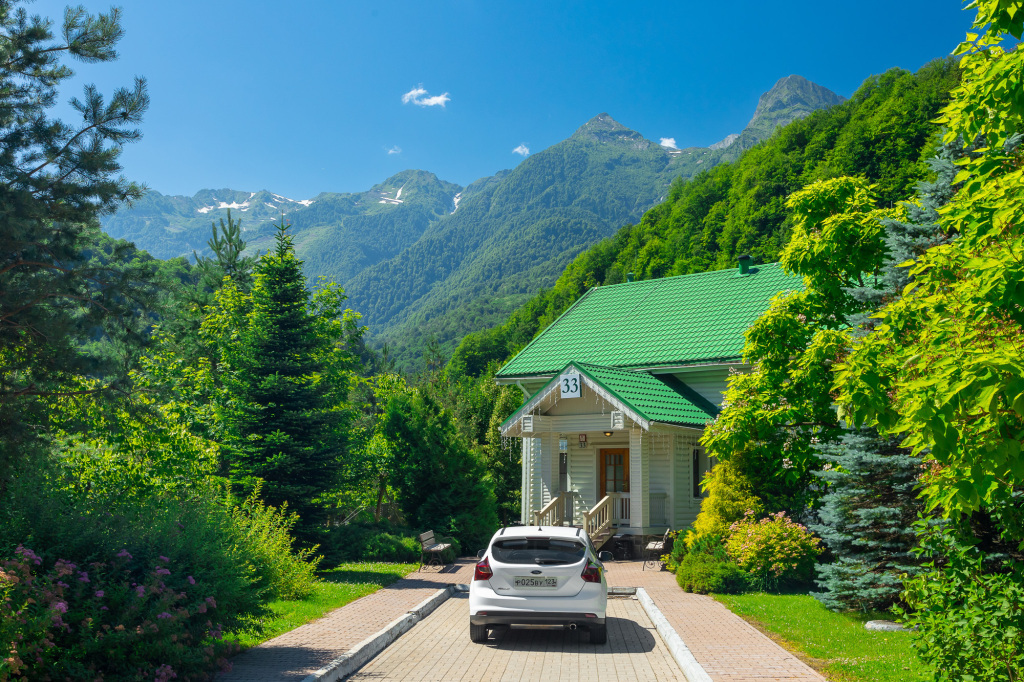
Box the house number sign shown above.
[560,372,581,398]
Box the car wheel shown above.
[469,622,488,643]
[589,624,607,645]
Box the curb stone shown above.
[302,584,456,682]
[636,587,713,682]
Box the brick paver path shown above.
[223,558,825,682]
[350,593,685,681]
[607,561,825,681]
[219,560,474,682]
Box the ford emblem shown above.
[531,570,542,575]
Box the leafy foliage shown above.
[835,0,1024,540]
[379,383,498,551]
[0,547,232,682]
[725,511,822,591]
[897,526,1024,682]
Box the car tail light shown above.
[581,560,602,583]
[474,556,493,581]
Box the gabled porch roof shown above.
[500,361,719,436]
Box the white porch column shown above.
[521,436,533,525]
[629,429,649,530]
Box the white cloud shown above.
[401,85,450,108]
[512,144,530,156]
[386,145,402,155]
[659,137,678,149]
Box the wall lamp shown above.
[603,431,614,437]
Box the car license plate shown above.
[513,576,558,588]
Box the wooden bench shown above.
[418,530,452,570]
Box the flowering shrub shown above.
[0,546,235,681]
[725,511,822,590]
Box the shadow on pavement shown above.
[483,616,657,654]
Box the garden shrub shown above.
[897,528,1024,682]
[676,552,747,594]
[0,546,234,681]
[684,458,763,549]
[320,522,456,565]
[726,511,822,591]
[229,486,321,601]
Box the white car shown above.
[469,525,613,644]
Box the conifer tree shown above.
[0,2,149,464]
[218,222,358,537]
[811,430,927,610]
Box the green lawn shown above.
[715,593,931,682]
[230,562,418,649]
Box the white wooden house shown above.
[495,257,801,546]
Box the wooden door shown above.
[599,449,630,495]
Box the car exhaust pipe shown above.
[567,623,577,631]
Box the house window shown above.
[692,448,712,498]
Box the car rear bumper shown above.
[470,611,606,627]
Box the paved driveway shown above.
[349,593,685,681]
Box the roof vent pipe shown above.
[627,272,634,282]
[738,255,752,276]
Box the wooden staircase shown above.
[531,493,618,548]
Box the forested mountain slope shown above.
[448,59,961,378]
[344,114,690,365]
[102,170,462,283]
[102,76,845,369]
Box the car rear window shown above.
[491,538,587,565]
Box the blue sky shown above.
[36,0,974,199]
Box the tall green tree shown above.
[699,177,892,519]
[380,385,498,551]
[836,2,1024,675]
[0,2,149,464]
[809,139,968,611]
[211,222,362,536]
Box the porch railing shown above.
[583,494,614,539]
[533,492,568,526]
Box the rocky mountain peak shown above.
[747,75,846,129]
[573,113,649,147]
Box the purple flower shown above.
[15,546,42,565]
[187,576,195,585]
[116,549,132,559]
[155,568,171,576]
[52,601,68,614]
[136,585,146,597]
[205,596,217,608]
[57,581,69,589]
[78,571,90,583]
[157,612,173,619]
[159,556,169,563]
[100,606,109,611]
[154,663,177,682]
[94,590,105,598]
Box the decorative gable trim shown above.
[500,362,649,437]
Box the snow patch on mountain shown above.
[451,192,462,214]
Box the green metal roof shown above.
[500,361,720,433]
[496,263,802,378]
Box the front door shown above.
[599,449,630,494]
[599,449,631,525]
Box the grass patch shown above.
[229,562,418,649]
[715,593,931,682]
